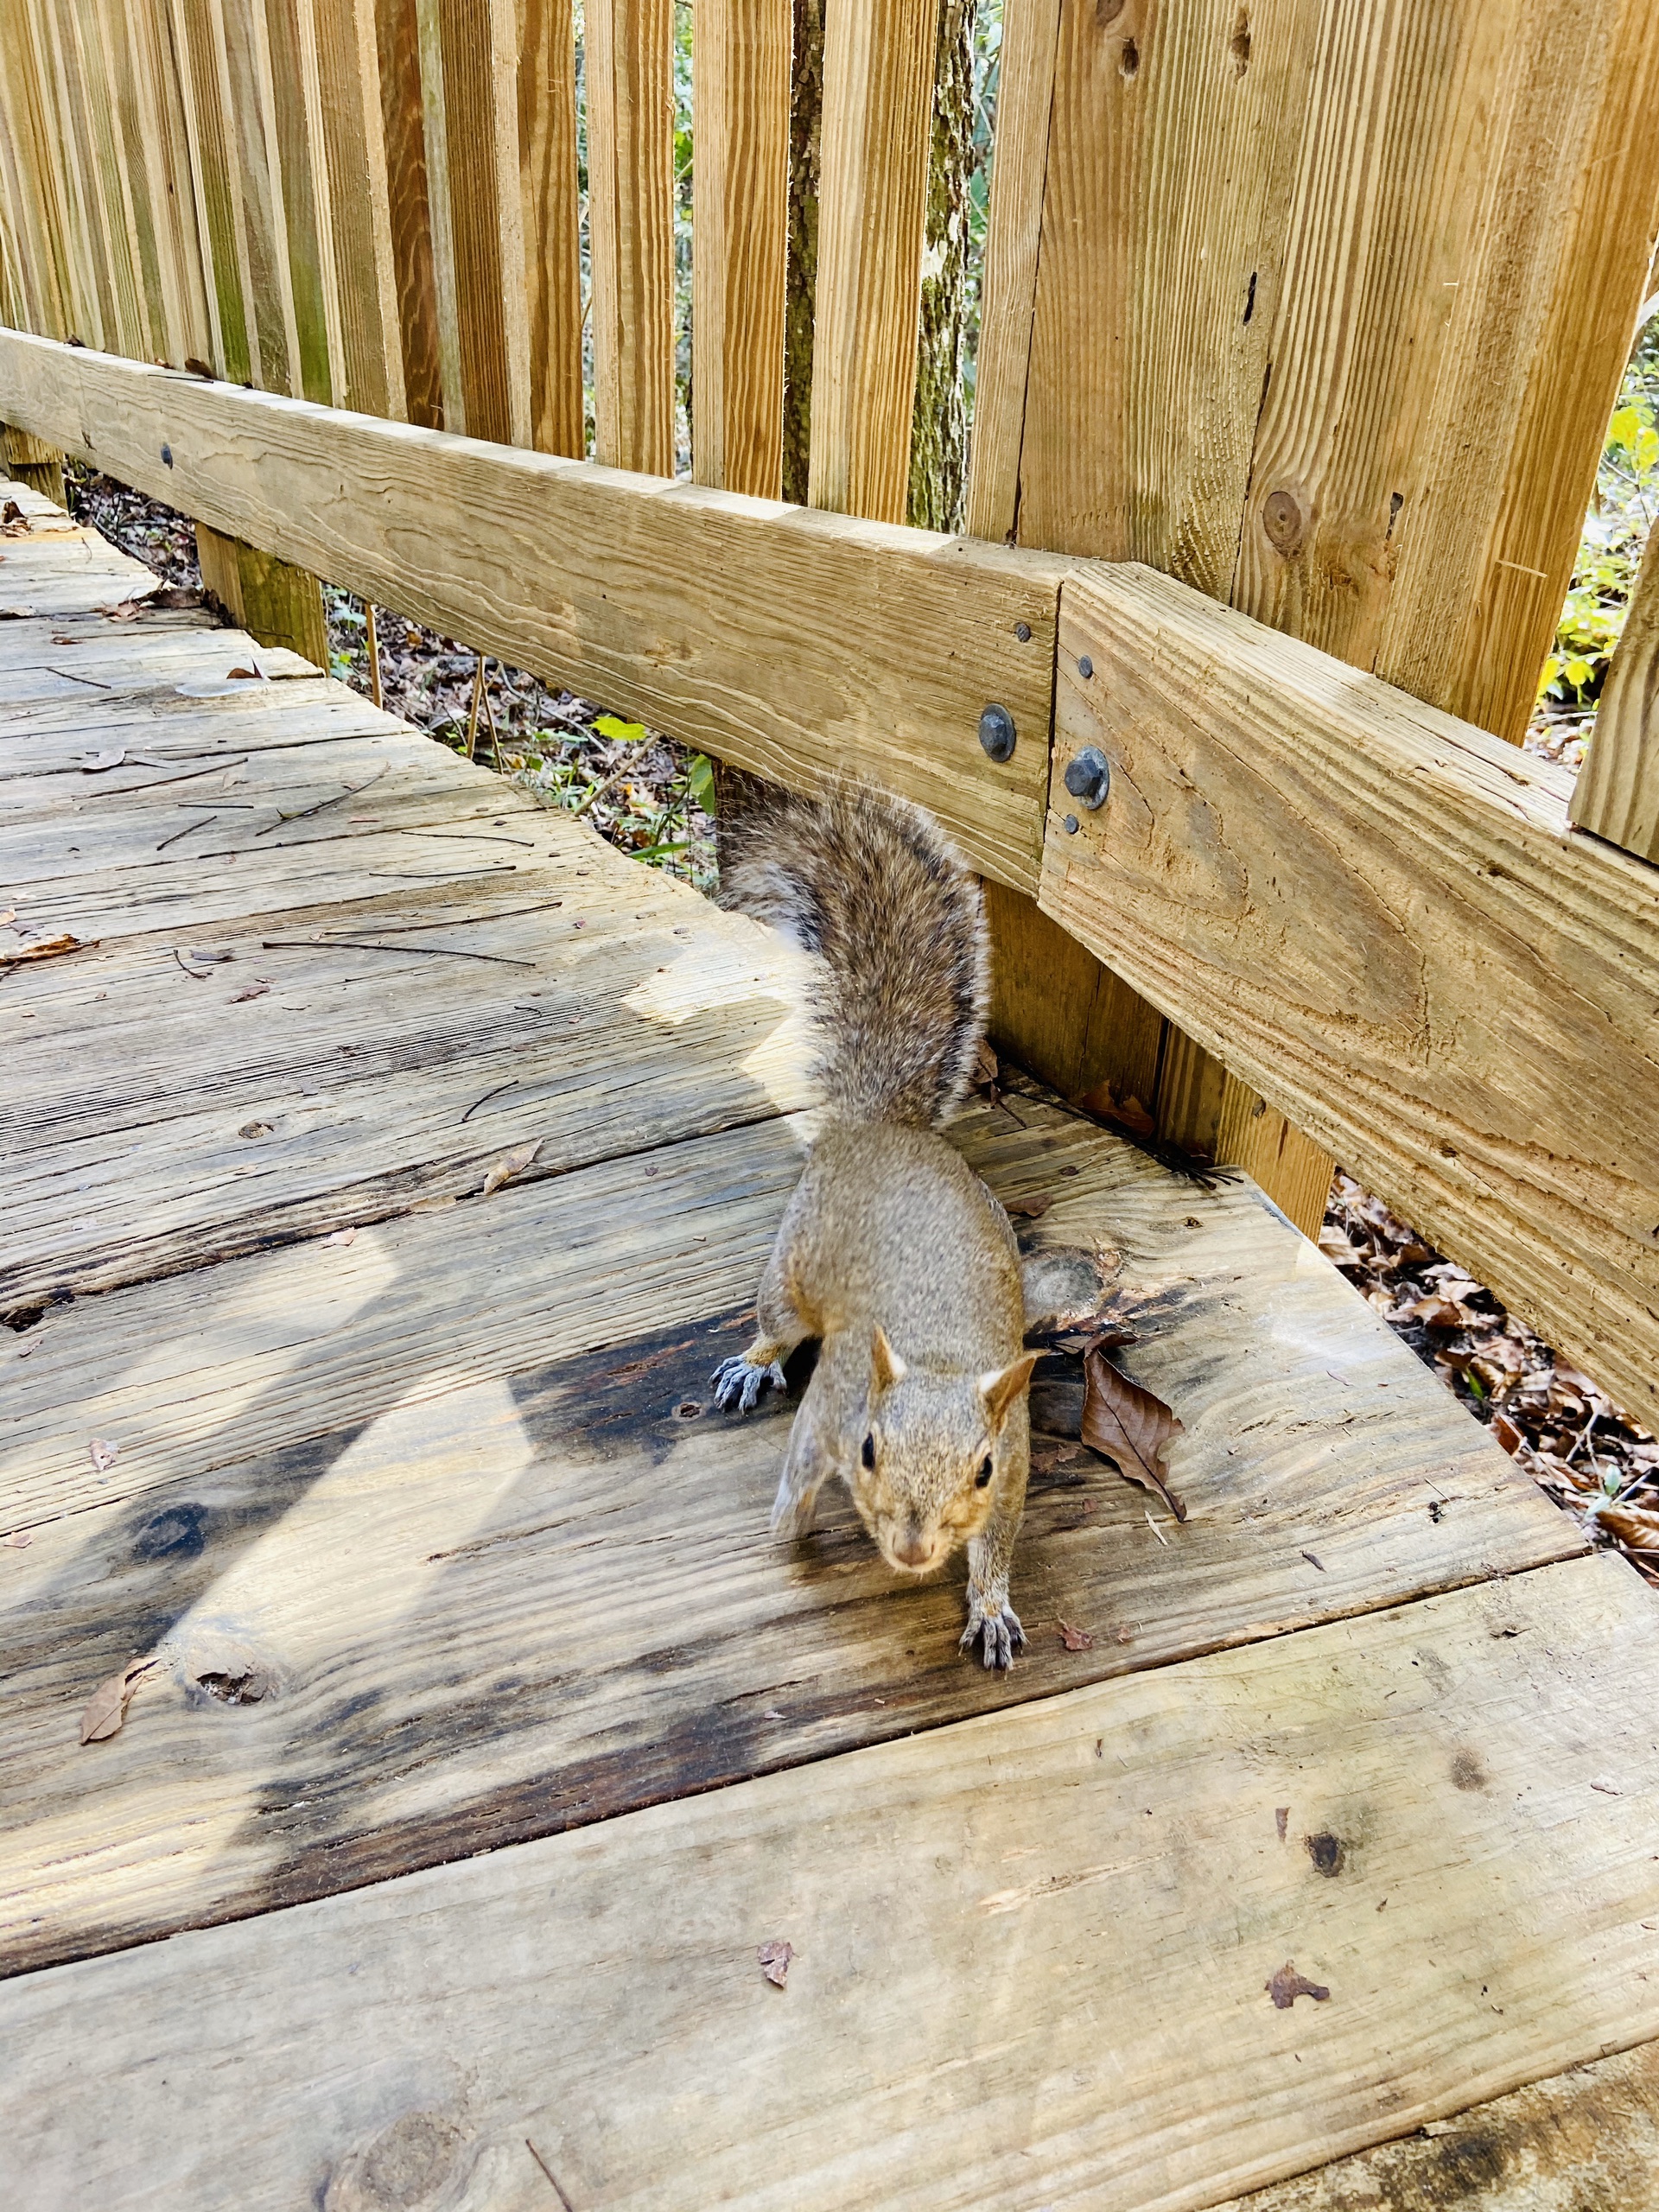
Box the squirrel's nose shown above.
[892,1526,932,1568]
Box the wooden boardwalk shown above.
[3,485,1659,2209]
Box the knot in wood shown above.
[1262,488,1306,558]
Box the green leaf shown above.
[1563,656,1593,690]
[688,752,717,814]
[592,714,650,743]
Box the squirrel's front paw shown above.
[960,1592,1026,1672]
[711,1353,787,1414]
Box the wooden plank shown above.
[213,0,300,391]
[584,0,675,473]
[257,0,336,404]
[169,0,257,380]
[806,0,937,524]
[1219,2037,1659,2210]
[371,0,443,427]
[1572,518,1659,861]
[194,516,329,661]
[691,0,791,497]
[516,0,582,456]
[961,0,1059,544]
[0,331,1059,889]
[67,0,156,359]
[0,1072,1581,1974]
[0,3,74,340]
[0,422,67,505]
[117,0,216,372]
[30,0,116,351]
[7,1552,1659,2209]
[1041,562,1659,1424]
[305,0,404,420]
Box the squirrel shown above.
[710,777,1041,1669]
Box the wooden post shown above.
[1570,518,1659,861]
[1,423,67,507]
[194,519,329,665]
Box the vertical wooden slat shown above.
[216,0,299,391]
[307,0,404,418]
[121,0,216,368]
[73,0,156,358]
[1571,520,1659,862]
[586,0,676,474]
[105,0,176,357]
[806,0,938,522]
[0,6,73,339]
[32,0,114,349]
[692,0,791,495]
[171,0,257,380]
[372,0,443,427]
[963,0,1059,544]
[257,0,335,402]
[438,0,531,446]
[517,0,582,456]
[411,0,465,428]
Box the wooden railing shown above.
[1,1,1656,1419]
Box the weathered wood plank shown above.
[585,0,675,474]
[1219,2037,1659,2211]
[1572,518,1659,862]
[691,0,791,497]
[194,515,329,660]
[0,331,1058,888]
[213,0,298,391]
[4,1552,1655,2210]
[169,0,256,380]
[516,0,582,457]
[370,0,442,427]
[807,0,938,523]
[117,0,216,372]
[1041,563,1659,1424]
[306,0,404,420]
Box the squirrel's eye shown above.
[976,1455,994,1489]
[861,1433,876,1470]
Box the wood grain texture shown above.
[213,0,300,391]
[0,1072,1580,1974]
[1572,518,1659,861]
[0,3,74,341]
[961,0,1058,545]
[372,0,443,426]
[170,0,256,379]
[807,0,938,522]
[0,332,1059,887]
[691,0,791,496]
[516,0,582,456]
[1041,563,1659,1422]
[1219,2037,1659,2211]
[194,516,328,660]
[585,0,675,474]
[306,0,404,420]
[113,0,217,371]
[8,1554,1659,2209]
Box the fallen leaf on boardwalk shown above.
[1266,1962,1330,2010]
[1076,1081,1156,1139]
[2,1530,32,1548]
[757,1941,795,1988]
[78,748,127,771]
[1005,1195,1052,1221]
[1081,1347,1186,1521]
[100,599,143,621]
[185,355,214,378]
[1490,1411,1524,1456]
[2,500,28,536]
[225,665,261,680]
[322,1227,357,1248]
[2,933,96,965]
[88,1438,118,1474]
[228,982,270,1002]
[79,1657,157,1745]
[1057,1621,1094,1652]
[482,1140,541,1196]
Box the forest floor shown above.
[60,462,1659,1589]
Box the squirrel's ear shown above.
[870,1325,908,1394]
[978,1350,1042,1426]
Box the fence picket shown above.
[586,0,676,474]
[518,0,582,456]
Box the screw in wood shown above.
[978,703,1017,762]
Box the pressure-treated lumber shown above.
[585,0,675,474]
[0,1075,1580,1974]
[807,0,938,522]
[1572,518,1659,861]
[0,418,65,504]
[516,0,582,456]
[1041,563,1659,1421]
[306,0,405,420]
[4,1553,1658,2210]
[194,517,328,663]
[0,332,1057,887]
[1220,2037,1659,2211]
[371,0,442,426]
[691,0,792,496]
[169,0,256,380]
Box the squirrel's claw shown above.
[961,1598,1025,1672]
[711,1354,787,1414]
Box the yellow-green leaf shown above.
[592,714,650,743]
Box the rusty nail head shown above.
[1077,654,1094,679]
[1063,747,1111,811]
[1014,620,1032,642]
[978,703,1017,763]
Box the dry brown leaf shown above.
[226,664,261,680]
[228,982,270,1003]
[757,1940,795,1988]
[1005,1195,1052,1221]
[482,1140,541,1196]
[2,932,96,966]
[1317,1230,1364,1267]
[1266,1961,1330,2010]
[100,599,143,621]
[1081,1347,1186,1522]
[1057,1620,1094,1652]
[1402,1294,1478,1331]
[1596,1503,1659,1554]
[1490,1410,1523,1457]
[2,499,29,537]
[79,1657,157,1745]
[1076,1081,1156,1139]
[88,1437,118,1474]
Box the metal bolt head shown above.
[1063,746,1111,810]
[160,443,174,467]
[1077,654,1093,679]
[1014,620,1032,642]
[977,703,1017,763]
[1063,813,1080,835]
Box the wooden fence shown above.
[1,0,1657,1419]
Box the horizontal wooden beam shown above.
[0,328,1058,890]
[1041,564,1659,1421]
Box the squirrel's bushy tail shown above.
[717,777,988,1129]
